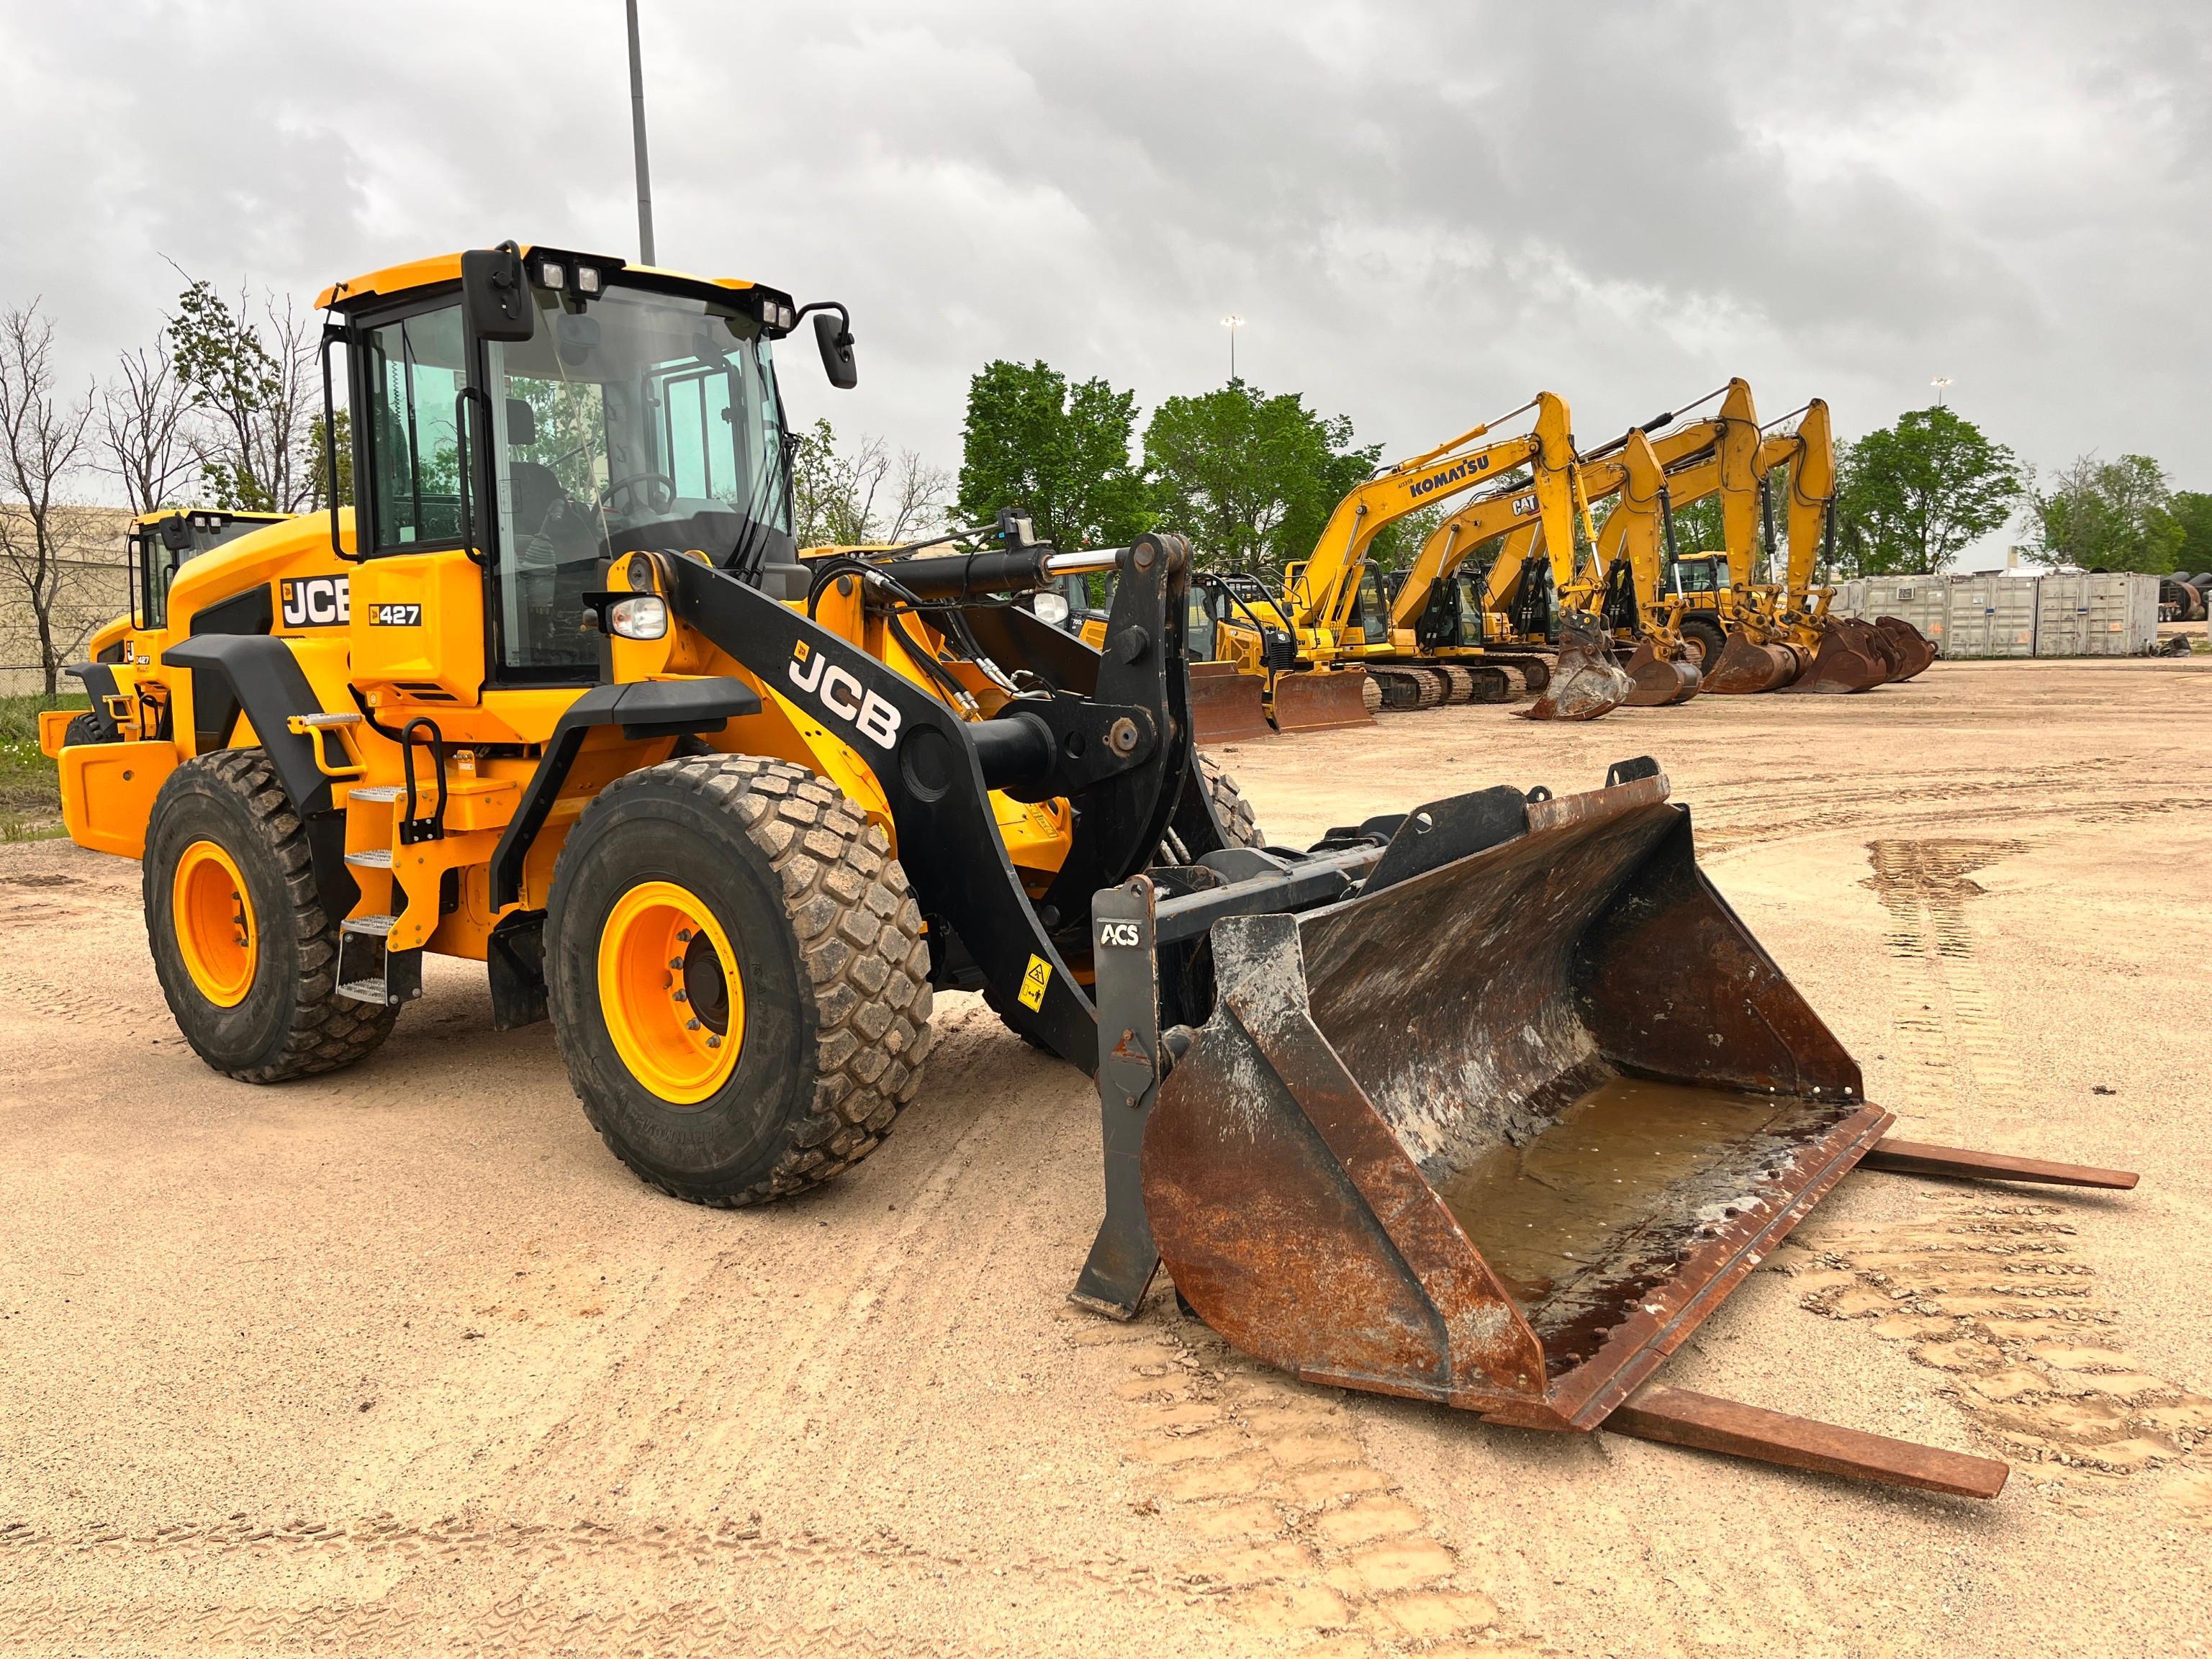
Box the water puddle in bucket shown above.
[1435,1076,1847,1365]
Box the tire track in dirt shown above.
[1069,1311,1550,1659]
[1862,839,2031,1116]
[1779,1198,2212,1523]
[0,1511,1187,1657]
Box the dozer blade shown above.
[1621,641,1702,707]
[1188,661,1274,745]
[1269,666,1376,735]
[1874,615,1936,681]
[1522,623,1630,720]
[1778,618,1887,695]
[1142,764,1895,1434]
[1698,628,1797,694]
[1141,766,1902,1437]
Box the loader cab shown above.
[328,245,805,690]
[1671,553,1725,601]
[129,509,289,632]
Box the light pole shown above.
[1931,375,1953,407]
[1220,315,1245,383]
[626,0,656,265]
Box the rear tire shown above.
[144,750,397,1082]
[546,755,932,1208]
[65,711,113,745]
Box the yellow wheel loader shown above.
[45,241,2131,1493]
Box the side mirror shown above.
[813,310,858,389]
[461,243,534,343]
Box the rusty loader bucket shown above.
[1188,661,1275,745]
[1075,761,2136,1496]
[1522,618,1632,720]
[1268,665,1376,735]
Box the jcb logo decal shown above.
[787,642,900,749]
[279,575,350,628]
[1017,954,1053,1011]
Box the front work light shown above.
[608,595,669,640]
[1032,591,1071,627]
[577,265,603,296]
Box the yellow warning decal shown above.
[1018,954,1052,1011]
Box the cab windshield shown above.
[485,281,792,672]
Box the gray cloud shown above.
[3,0,2205,562]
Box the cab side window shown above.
[361,306,467,551]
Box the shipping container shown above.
[1941,574,2039,658]
[1861,576,1950,651]
[2036,572,2159,656]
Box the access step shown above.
[335,913,420,1006]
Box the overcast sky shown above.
[3,1,2204,566]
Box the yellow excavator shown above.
[1661,397,1926,693]
[1205,395,1633,728]
[42,239,2125,1496]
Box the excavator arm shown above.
[1289,397,1577,651]
[1383,393,1579,636]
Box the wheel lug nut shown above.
[686,1018,700,1031]
[673,989,689,1003]
[706,1035,722,1048]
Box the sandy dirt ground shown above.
[1,655,2208,1658]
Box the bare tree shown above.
[0,302,99,695]
[100,343,197,513]
[793,418,952,547]
[880,448,953,544]
[168,272,322,512]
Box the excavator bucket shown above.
[1268,666,1376,735]
[1873,616,1936,681]
[1698,627,1797,694]
[1620,641,1702,707]
[1522,620,1632,720]
[1779,618,1888,695]
[1140,765,1902,1430]
[1188,661,1274,745]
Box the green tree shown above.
[1831,406,2023,576]
[2170,491,2212,573]
[2028,453,2185,572]
[956,361,1147,549]
[166,274,320,512]
[1142,379,1381,572]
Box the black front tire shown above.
[545,755,933,1208]
[1679,615,1728,669]
[144,750,398,1082]
[64,711,113,746]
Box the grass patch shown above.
[0,692,85,840]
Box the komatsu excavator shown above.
[45,240,2129,1496]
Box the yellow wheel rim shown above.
[173,838,258,1008]
[597,880,745,1105]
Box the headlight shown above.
[576,265,602,296]
[1032,592,1071,627]
[608,595,668,640]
